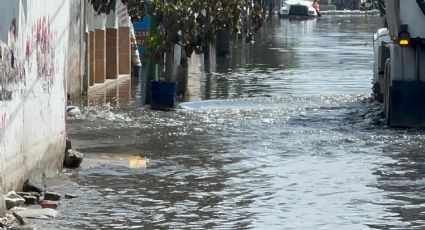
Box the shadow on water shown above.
[36,14,425,229]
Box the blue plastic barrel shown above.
[150,81,177,110]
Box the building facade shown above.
[86,1,132,104]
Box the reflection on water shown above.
[186,16,380,101]
[32,14,425,230]
[87,78,132,107]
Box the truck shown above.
[372,0,425,127]
[278,0,319,18]
[360,0,374,10]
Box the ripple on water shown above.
[42,14,425,229]
[59,94,407,229]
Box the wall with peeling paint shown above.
[0,0,70,207]
[67,0,85,104]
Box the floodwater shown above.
[35,15,425,229]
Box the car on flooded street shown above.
[278,0,318,19]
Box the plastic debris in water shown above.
[129,156,149,168]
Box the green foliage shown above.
[89,0,116,14]
[88,0,146,20]
[142,30,164,62]
[90,0,260,60]
[149,0,257,57]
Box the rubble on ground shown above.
[4,192,25,210]
[12,207,58,219]
[0,213,19,229]
[22,179,44,193]
[64,139,83,168]
[44,192,61,201]
[65,194,78,199]
[1,177,79,228]
[64,149,84,168]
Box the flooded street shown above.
[39,15,425,229]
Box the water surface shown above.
[34,15,425,230]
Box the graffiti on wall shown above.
[0,18,19,101]
[26,16,55,93]
[0,41,19,101]
[10,18,17,39]
[1,15,55,101]
[1,15,57,152]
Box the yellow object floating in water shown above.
[129,156,148,168]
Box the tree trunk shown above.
[164,47,175,82]
[216,29,231,57]
[177,57,188,97]
[163,26,178,82]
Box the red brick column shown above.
[95,29,106,84]
[106,28,119,79]
[119,27,131,75]
[89,31,95,87]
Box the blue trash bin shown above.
[150,81,177,110]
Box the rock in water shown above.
[66,138,72,151]
[16,192,30,197]
[63,149,83,168]
[17,192,40,202]
[11,212,26,225]
[22,179,44,193]
[22,196,38,205]
[0,213,18,228]
[39,201,59,209]
[64,194,78,199]
[44,192,61,201]
[14,207,58,219]
[66,106,81,117]
[4,192,25,210]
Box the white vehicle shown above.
[360,0,374,10]
[372,28,391,103]
[372,0,425,127]
[279,0,318,18]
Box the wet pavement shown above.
[31,14,425,229]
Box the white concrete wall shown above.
[67,0,85,104]
[86,0,126,31]
[94,13,107,30]
[0,0,70,196]
[116,0,130,27]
